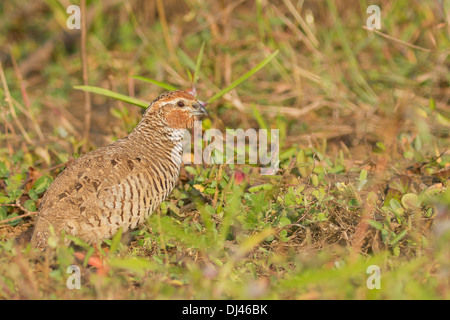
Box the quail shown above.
[31,90,207,249]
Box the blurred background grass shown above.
[0,0,449,299]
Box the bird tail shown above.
[31,214,73,251]
[30,217,51,250]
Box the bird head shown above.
[144,90,207,129]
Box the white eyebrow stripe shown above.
[164,98,184,104]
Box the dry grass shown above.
[0,0,449,299]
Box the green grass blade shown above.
[132,76,178,91]
[177,48,196,71]
[207,50,279,103]
[74,86,149,108]
[110,227,123,253]
[193,41,206,86]
[251,104,268,130]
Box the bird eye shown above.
[177,101,185,107]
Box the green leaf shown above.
[0,162,8,177]
[110,227,123,253]
[368,219,384,231]
[389,199,402,211]
[7,190,22,202]
[28,189,39,201]
[375,141,386,151]
[0,196,10,204]
[66,235,92,251]
[436,113,450,127]
[109,257,154,275]
[401,193,420,209]
[390,229,407,245]
[132,76,178,91]
[0,207,7,221]
[279,216,291,227]
[24,199,36,212]
[429,98,436,111]
[393,245,400,257]
[357,169,368,191]
[152,256,163,265]
[248,183,273,193]
[74,86,150,108]
[184,166,198,175]
[359,169,367,182]
[160,201,168,214]
[311,174,319,187]
[33,175,53,194]
[207,50,279,103]
[3,212,20,226]
[284,193,297,206]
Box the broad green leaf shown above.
[24,199,36,212]
[248,183,273,193]
[0,196,10,204]
[33,175,53,194]
[184,166,198,175]
[28,189,39,201]
[279,216,291,227]
[285,193,297,206]
[401,193,420,209]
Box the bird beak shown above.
[190,101,208,118]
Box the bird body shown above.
[31,90,206,249]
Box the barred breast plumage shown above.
[31,90,207,249]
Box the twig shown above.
[212,164,224,207]
[363,26,433,52]
[155,0,182,71]
[10,52,44,141]
[1,109,14,157]
[0,212,36,226]
[0,62,33,144]
[0,200,37,226]
[81,0,92,150]
[282,0,319,47]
